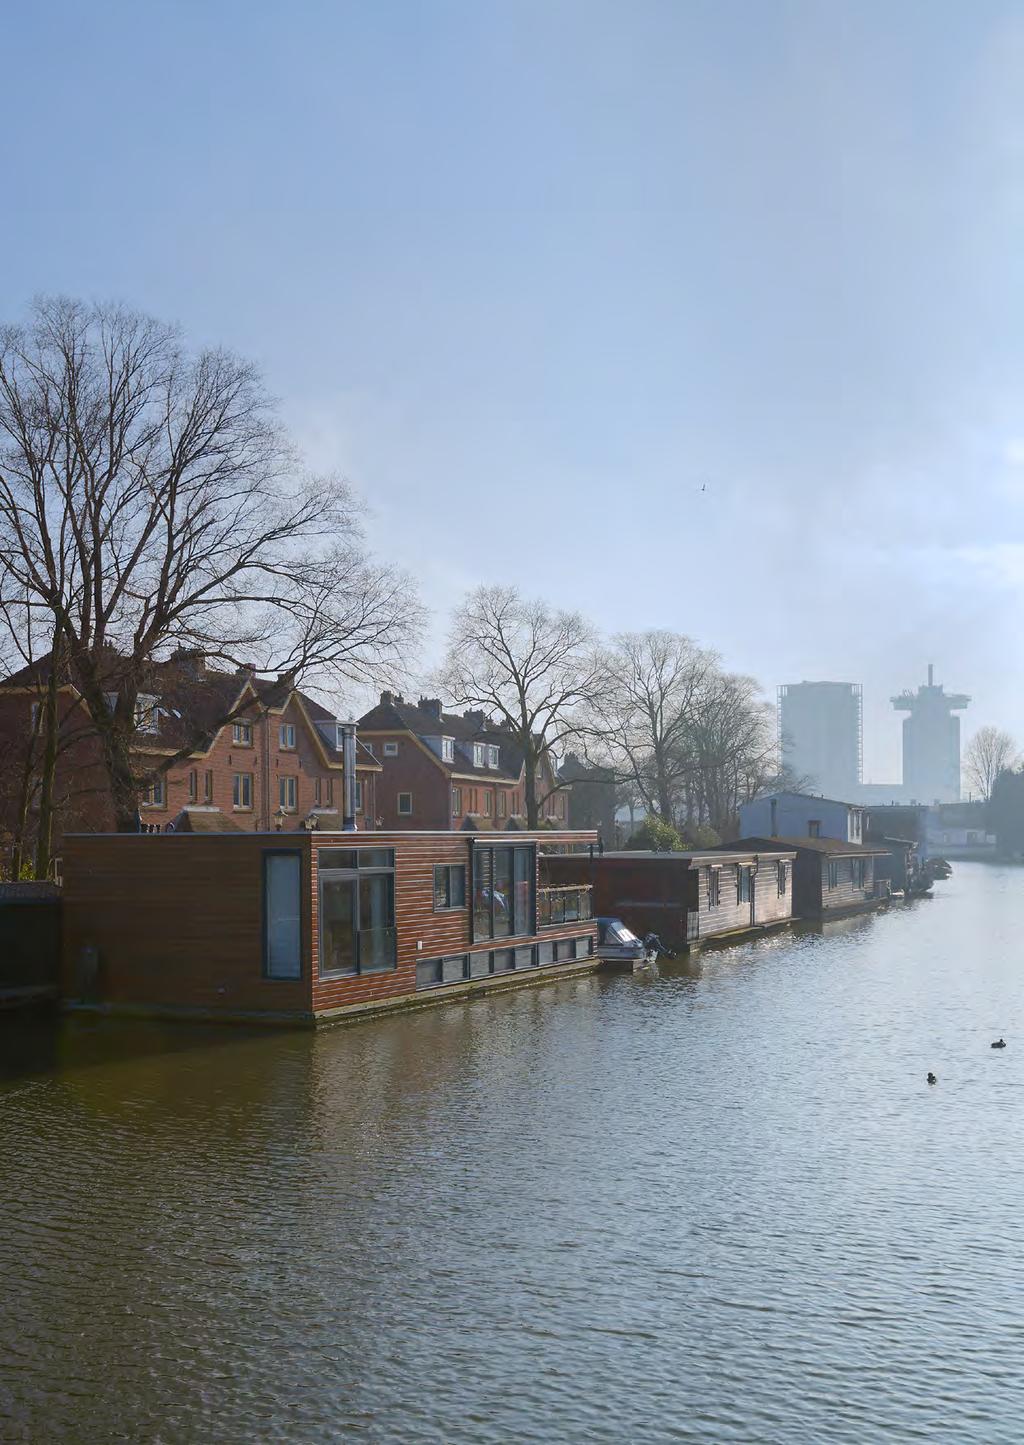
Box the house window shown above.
[204,769,214,803]
[828,860,839,889]
[188,769,198,803]
[852,858,867,888]
[279,723,296,749]
[232,721,253,745]
[808,820,821,838]
[777,861,787,895]
[263,852,302,979]
[279,776,297,812]
[354,780,363,812]
[497,791,507,818]
[738,867,752,904]
[442,737,455,762]
[318,853,396,977]
[363,741,374,756]
[487,745,500,769]
[434,863,467,911]
[135,694,160,735]
[483,791,492,816]
[397,792,412,815]
[452,786,462,815]
[383,741,399,757]
[473,843,535,941]
[314,777,322,806]
[708,869,720,908]
[141,775,165,808]
[233,772,253,809]
[473,743,485,768]
[326,777,334,806]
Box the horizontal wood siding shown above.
[61,835,312,1015]
[819,854,876,913]
[311,830,598,1015]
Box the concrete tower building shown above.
[778,682,863,798]
[891,665,969,803]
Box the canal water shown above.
[2,862,1024,1443]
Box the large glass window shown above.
[264,852,302,979]
[473,844,535,941]
[319,855,396,977]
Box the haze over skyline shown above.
[3,0,1021,779]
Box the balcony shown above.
[538,885,593,927]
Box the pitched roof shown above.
[724,835,890,857]
[0,649,380,769]
[357,694,528,781]
[747,790,864,811]
[170,808,245,834]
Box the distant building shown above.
[558,753,616,845]
[740,790,866,845]
[778,682,862,798]
[891,665,969,803]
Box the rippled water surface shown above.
[3,862,1024,1442]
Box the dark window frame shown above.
[433,863,467,911]
[318,861,397,979]
[262,849,304,981]
[708,869,720,908]
[471,842,536,942]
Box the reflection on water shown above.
[3,864,1024,1443]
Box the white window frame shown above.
[233,721,253,746]
[135,694,160,735]
[487,744,499,769]
[397,791,413,815]
[233,772,253,810]
[279,722,296,750]
[383,741,399,757]
[473,743,485,768]
[279,775,298,812]
[442,737,455,762]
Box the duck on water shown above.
[992,1038,1007,1049]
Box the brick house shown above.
[356,692,569,831]
[0,650,380,863]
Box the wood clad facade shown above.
[545,849,797,951]
[61,828,599,1025]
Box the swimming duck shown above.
[992,1038,1007,1049]
[927,1072,937,1085]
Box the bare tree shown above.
[436,586,601,827]
[676,670,777,836]
[588,629,714,823]
[0,297,421,830]
[963,726,1020,801]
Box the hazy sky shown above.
[3,0,1022,777]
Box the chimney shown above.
[419,697,443,721]
[380,690,393,706]
[463,708,487,728]
[339,721,359,832]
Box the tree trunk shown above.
[524,743,540,828]
[33,632,62,878]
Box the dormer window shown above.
[487,745,500,769]
[134,694,160,735]
[442,737,455,762]
[473,743,485,768]
[233,721,253,746]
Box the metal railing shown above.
[538,886,593,927]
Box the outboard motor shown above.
[643,931,675,961]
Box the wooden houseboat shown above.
[60,829,599,1025]
[543,847,797,953]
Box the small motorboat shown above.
[595,917,656,972]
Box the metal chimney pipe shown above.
[340,721,359,832]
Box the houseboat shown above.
[60,829,599,1025]
[543,847,797,953]
[725,836,890,918]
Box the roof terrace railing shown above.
[538,885,593,927]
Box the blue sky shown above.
[2,0,1022,777]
